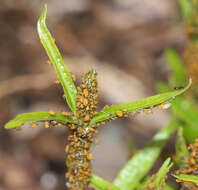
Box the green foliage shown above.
[175,127,189,167]
[37,5,77,116]
[178,0,193,20]
[3,3,195,190]
[113,120,176,190]
[4,112,76,129]
[90,175,120,190]
[154,158,173,190]
[90,79,191,125]
[172,97,198,142]
[173,174,198,183]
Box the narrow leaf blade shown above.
[113,120,176,190]
[154,158,173,190]
[90,79,191,125]
[4,112,75,129]
[37,5,77,115]
[90,175,120,190]
[175,126,189,167]
[173,174,198,184]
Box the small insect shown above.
[174,86,184,90]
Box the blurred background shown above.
[0,0,187,190]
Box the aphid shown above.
[50,120,57,126]
[116,110,123,117]
[61,111,72,116]
[144,108,152,114]
[54,80,60,84]
[46,60,52,65]
[83,98,88,106]
[65,145,69,153]
[84,115,90,121]
[83,89,89,97]
[48,110,55,116]
[45,121,49,128]
[94,139,98,146]
[31,123,37,128]
[87,153,93,161]
[155,103,164,109]
[58,123,62,127]
[71,74,76,82]
[162,102,171,109]
[174,86,184,90]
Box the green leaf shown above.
[178,0,193,20]
[172,97,198,142]
[113,120,176,190]
[90,79,191,126]
[154,158,173,190]
[37,5,77,116]
[4,112,76,129]
[173,174,198,184]
[175,126,189,167]
[156,81,171,93]
[90,175,120,190]
[165,48,186,87]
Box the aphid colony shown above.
[175,139,198,190]
[65,69,99,190]
[26,66,175,190]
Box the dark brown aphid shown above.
[174,86,184,90]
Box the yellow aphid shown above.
[144,108,152,114]
[80,97,84,103]
[84,115,90,121]
[54,80,60,84]
[47,60,52,65]
[71,74,76,81]
[83,89,89,97]
[72,116,77,120]
[69,175,73,183]
[76,102,81,108]
[70,125,76,130]
[192,151,196,157]
[48,110,55,115]
[94,129,99,134]
[58,123,62,127]
[156,103,164,109]
[116,110,123,117]
[65,172,70,178]
[87,153,93,161]
[65,145,69,153]
[94,139,98,145]
[190,158,196,165]
[31,123,37,128]
[83,98,88,106]
[61,111,72,116]
[45,122,49,128]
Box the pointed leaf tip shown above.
[37,4,77,116]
